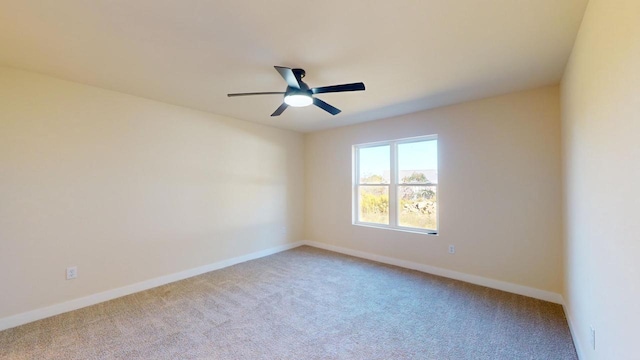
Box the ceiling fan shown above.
[227,66,365,117]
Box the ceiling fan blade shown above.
[274,66,302,89]
[311,82,365,94]
[313,98,341,115]
[271,102,289,117]
[227,92,285,97]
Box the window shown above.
[353,135,438,234]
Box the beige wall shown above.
[0,66,304,319]
[561,0,640,358]
[305,86,563,294]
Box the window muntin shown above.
[354,136,438,234]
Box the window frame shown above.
[352,135,438,235]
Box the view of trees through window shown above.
[398,178,437,230]
[355,138,438,232]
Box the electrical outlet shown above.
[448,245,455,254]
[590,326,596,350]
[66,266,77,280]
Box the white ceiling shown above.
[0,1,588,133]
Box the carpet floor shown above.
[0,246,577,359]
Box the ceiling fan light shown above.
[284,94,313,107]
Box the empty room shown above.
[1,0,638,359]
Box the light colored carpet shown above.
[0,246,577,359]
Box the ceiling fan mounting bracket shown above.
[292,68,305,79]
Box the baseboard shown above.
[302,240,563,304]
[1,240,565,332]
[0,241,304,332]
[561,298,585,360]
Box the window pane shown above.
[398,185,437,230]
[398,140,437,184]
[358,186,389,224]
[359,145,390,184]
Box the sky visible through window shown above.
[359,140,437,181]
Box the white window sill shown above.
[353,222,439,236]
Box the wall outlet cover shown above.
[66,266,78,280]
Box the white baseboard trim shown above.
[561,298,585,360]
[302,240,563,304]
[0,241,304,332]
[1,240,565,333]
